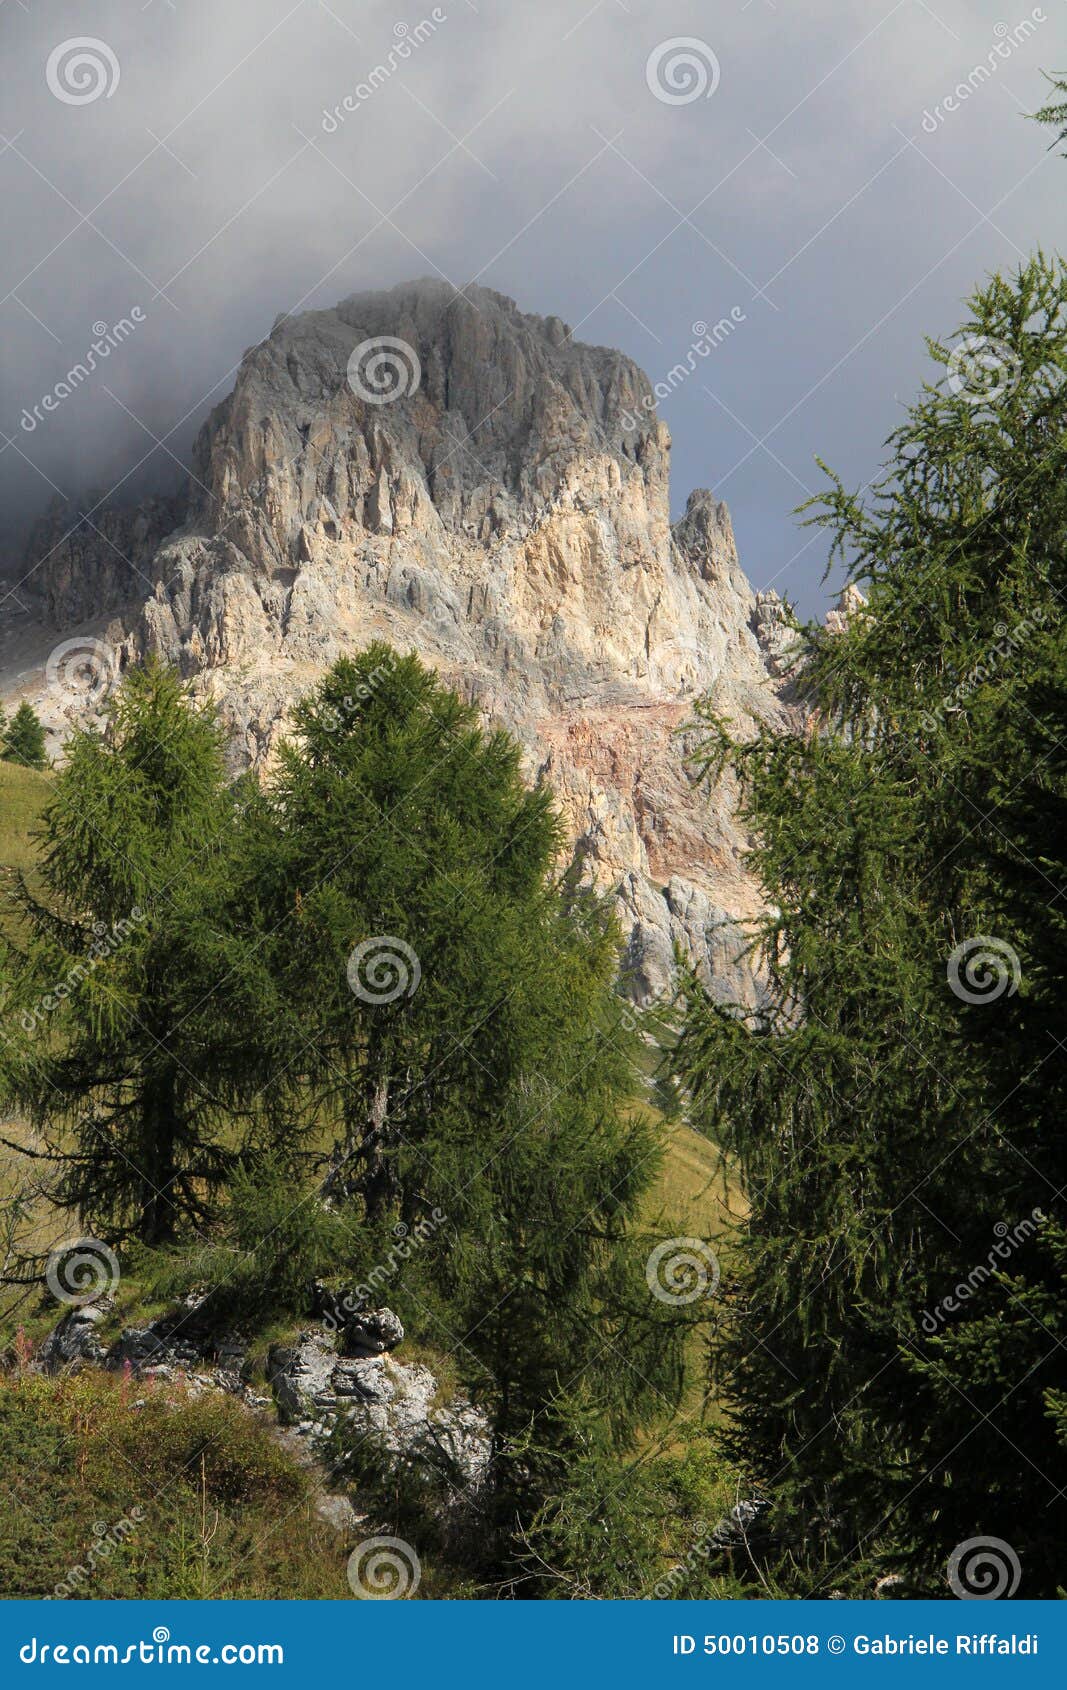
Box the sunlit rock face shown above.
[14,280,792,1001]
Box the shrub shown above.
[0,1370,349,1598]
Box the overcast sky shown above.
[1,0,1062,615]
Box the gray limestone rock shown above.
[268,1329,490,1493]
[38,1302,111,1372]
[5,280,798,1002]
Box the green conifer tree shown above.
[673,253,1067,1596]
[2,701,48,769]
[253,647,692,1576]
[2,661,268,1245]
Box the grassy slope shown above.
[0,759,49,876]
[0,1370,357,1598]
[647,1116,741,1237]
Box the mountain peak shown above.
[10,283,789,1003]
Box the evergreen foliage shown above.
[2,701,48,770]
[1,661,270,1245]
[1032,70,1067,153]
[244,647,691,1572]
[0,647,692,1587]
[672,252,1067,1596]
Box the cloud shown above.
[0,0,1060,612]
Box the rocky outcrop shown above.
[752,589,800,679]
[619,873,768,1007]
[5,280,797,1001]
[34,1293,482,1532]
[38,1302,111,1372]
[37,1294,269,1405]
[824,580,867,635]
[23,493,183,627]
[309,1283,405,1355]
[267,1329,490,1494]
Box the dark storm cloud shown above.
[0,0,1061,612]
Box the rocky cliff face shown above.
[9,280,792,1003]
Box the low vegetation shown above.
[0,759,50,877]
[0,649,737,1598]
[0,1366,350,1599]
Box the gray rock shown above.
[752,589,800,679]
[110,1326,194,1370]
[269,1331,338,1424]
[874,1573,909,1598]
[38,1302,111,1372]
[619,872,766,1009]
[315,1493,364,1533]
[308,1284,404,1353]
[824,581,867,635]
[268,1330,490,1494]
[344,1307,404,1356]
[705,1497,772,1553]
[6,281,794,1005]
[66,1307,259,1402]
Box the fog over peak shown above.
[1,0,1061,614]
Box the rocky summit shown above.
[6,280,798,1002]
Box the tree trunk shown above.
[139,1068,178,1244]
[361,1068,395,1221]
